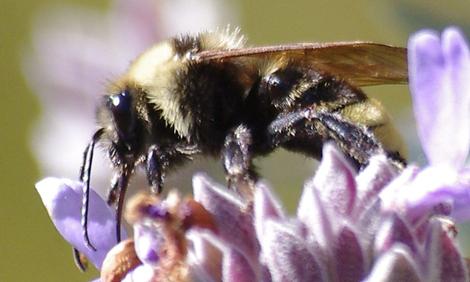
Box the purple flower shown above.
[35,177,126,269]
[123,144,467,281]
[409,27,470,168]
[381,27,470,222]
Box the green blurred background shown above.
[2,0,470,281]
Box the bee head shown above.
[98,85,147,165]
[98,39,188,167]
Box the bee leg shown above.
[308,111,382,167]
[146,145,176,194]
[146,145,167,194]
[267,110,310,148]
[146,144,197,194]
[268,109,384,168]
[310,111,407,168]
[222,124,258,197]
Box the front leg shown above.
[146,143,200,194]
[222,125,259,197]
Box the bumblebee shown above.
[77,28,407,264]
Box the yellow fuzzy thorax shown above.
[125,29,245,139]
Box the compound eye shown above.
[107,90,135,140]
[109,90,131,112]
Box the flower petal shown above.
[261,220,325,282]
[408,27,470,168]
[254,181,285,240]
[356,199,382,247]
[313,143,357,216]
[334,225,365,281]
[353,154,397,217]
[192,174,259,265]
[375,214,418,255]
[187,231,223,281]
[388,166,470,222]
[425,218,468,281]
[35,177,126,269]
[297,177,334,249]
[223,249,257,282]
[122,264,155,282]
[365,245,422,282]
[448,170,470,221]
[133,222,163,266]
[380,165,420,212]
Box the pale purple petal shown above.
[188,266,217,282]
[380,165,420,211]
[297,177,334,249]
[187,231,223,281]
[381,162,470,223]
[388,166,470,222]
[122,264,155,282]
[353,154,397,218]
[261,220,325,282]
[425,218,468,281]
[334,225,365,281]
[356,200,382,247]
[409,27,470,168]
[192,174,259,265]
[254,181,285,240]
[223,249,257,282]
[365,245,422,282]
[313,143,357,216]
[449,170,470,220]
[374,214,418,255]
[133,222,163,266]
[189,230,260,282]
[35,177,126,269]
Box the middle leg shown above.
[222,124,259,198]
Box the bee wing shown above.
[197,42,407,87]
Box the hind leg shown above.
[267,108,401,168]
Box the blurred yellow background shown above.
[2,0,470,281]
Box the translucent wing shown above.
[196,42,407,87]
